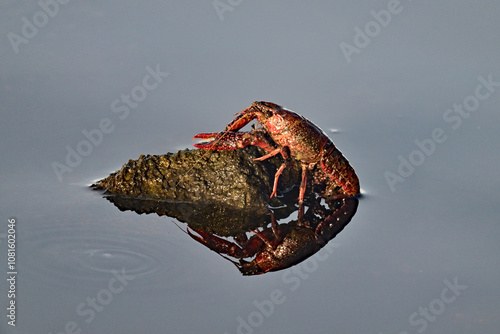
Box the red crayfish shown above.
[194,101,360,205]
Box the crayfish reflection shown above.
[185,196,358,276]
[96,190,358,276]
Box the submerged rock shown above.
[92,146,302,210]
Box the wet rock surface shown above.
[92,146,303,210]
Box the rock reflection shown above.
[97,190,358,276]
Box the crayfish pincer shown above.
[194,101,360,205]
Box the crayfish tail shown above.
[321,146,360,197]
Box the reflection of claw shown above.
[187,227,246,258]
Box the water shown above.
[1,1,499,333]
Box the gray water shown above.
[1,1,499,333]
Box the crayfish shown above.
[194,101,360,205]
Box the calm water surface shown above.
[1,1,499,333]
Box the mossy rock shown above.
[92,147,302,210]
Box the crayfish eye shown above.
[254,101,282,117]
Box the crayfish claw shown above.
[193,133,218,140]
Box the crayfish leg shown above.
[254,147,283,161]
[297,163,316,218]
[298,163,310,206]
[269,159,294,199]
[255,146,293,200]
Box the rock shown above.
[92,146,302,210]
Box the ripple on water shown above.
[21,225,170,289]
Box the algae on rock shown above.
[92,146,302,210]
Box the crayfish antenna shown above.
[172,130,230,190]
[172,146,213,190]
[171,220,188,234]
